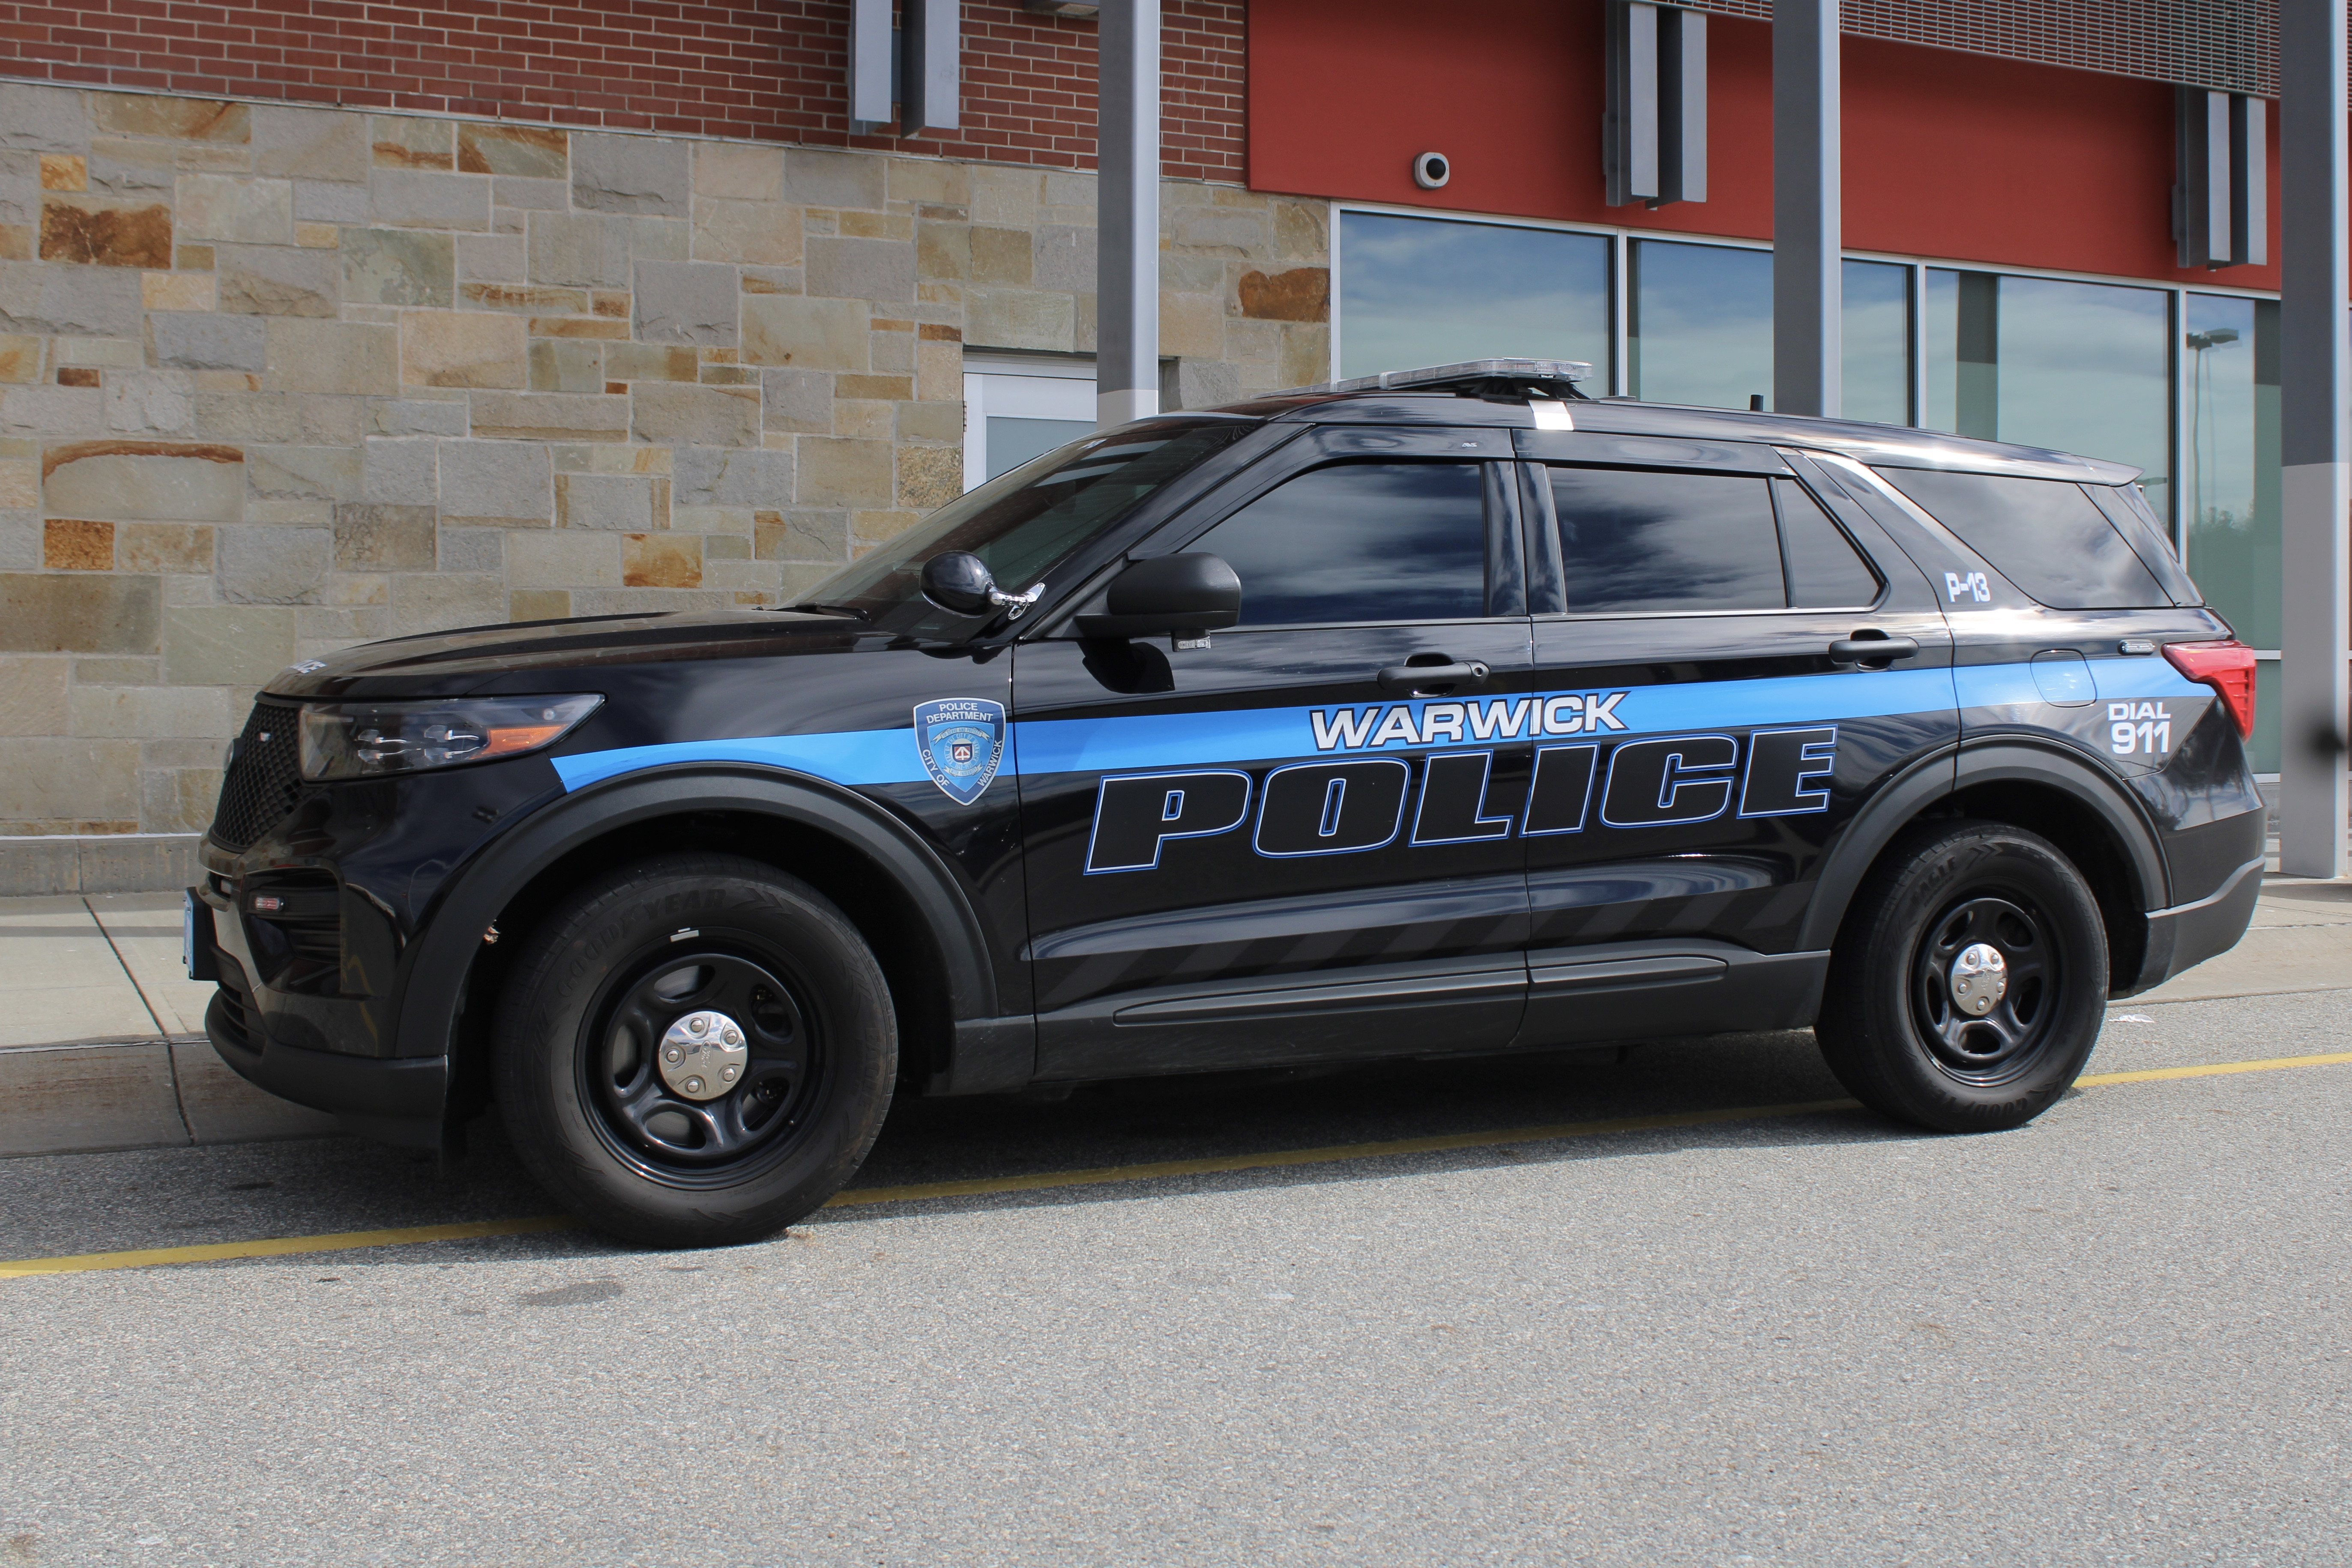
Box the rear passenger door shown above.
[1012,425,1537,1080]
[1511,431,1957,1046]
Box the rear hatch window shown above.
[1870,467,2172,610]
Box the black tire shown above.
[493,853,896,1248]
[1817,820,2107,1133]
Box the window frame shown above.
[1771,473,1887,611]
[1523,459,1888,620]
[1120,425,1529,633]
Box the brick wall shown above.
[0,81,1330,845]
[0,0,1247,181]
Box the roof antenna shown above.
[1749,394,1765,411]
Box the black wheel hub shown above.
[583,947,822,1177]
[1911,893,2059,1084]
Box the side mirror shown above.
[921,551,1045,619]
[920,551,998,615]
[1074,554,1242,640]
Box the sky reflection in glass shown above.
[1338,211,1610,381]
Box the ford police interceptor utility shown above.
[185,360,2266,1246]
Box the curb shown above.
[0,1036,340,1159]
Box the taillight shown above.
[2162,639,2257,740]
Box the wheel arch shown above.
[392,765,1000,1101]
[1799,741,2168,992]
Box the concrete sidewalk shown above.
[0,893,336,1157]
[0,877,2345,1161]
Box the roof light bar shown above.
[1273,358,1596,400]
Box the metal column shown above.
[1771,0,1839,417]
[1096,0,1161,428]
[2279,0,2351,877]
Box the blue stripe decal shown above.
[551,658,2208,794]
[552,664,1991,794]
[2092,659,2209,702]
[1011,666,1960,775]
[1954,659,2207,711]
[551,730,934,792]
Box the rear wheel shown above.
[494,853,896,1247]
[1817,820,2107,1132]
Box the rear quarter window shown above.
[2085,483,2200,605]
[1871,468,2169,610]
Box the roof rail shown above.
[1272,357,1595,400]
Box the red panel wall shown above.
[1248,0,2283,290]
[0,0,1246,179]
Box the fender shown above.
[1795,737,2171,953]
[1794,745,1958,953]
[388,763,1002,1062]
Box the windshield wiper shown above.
[783,601,871,620]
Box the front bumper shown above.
[207,990,449,1149]
[192,878,451,1149]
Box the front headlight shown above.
[298,694,602,781]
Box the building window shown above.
[1841,259,1912,426]
[1922,270,2172,503]
[1336,211,1610,380]
[1628,238,1771,409]
[2184,292,2282,771]
[962,356,1096,491]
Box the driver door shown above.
[1012,426,1537,1081]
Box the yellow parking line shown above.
[6,1047,2350,1280]
[0,1217,577,1281]
[2078,1050,2352,1086]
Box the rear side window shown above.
[2085,483,2198,605]
[1547,467,1784,613]
[1188,461,1489,626]
[1873,468,2168,609]
[1774,477,1882,608]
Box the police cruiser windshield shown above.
[795,416,1255,634]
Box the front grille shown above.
[209,699,304,852]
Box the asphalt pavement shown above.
[3,981,2351,1566]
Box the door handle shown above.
[1377,660,1490,694]
[1828,634,1920,667]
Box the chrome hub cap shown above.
[658,1009,748,1101]
[1913,894,2057,1085]
[1948,943,2009,1017]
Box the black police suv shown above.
[187,359,2266,1245]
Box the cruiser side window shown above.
[1872,467,2169,609]
[1547,467,1784,613]
[1775,477,1883,608]
[1185,461,1490,626]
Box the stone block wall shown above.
[0,81,1332,841]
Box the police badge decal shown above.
[913,697,1008,805]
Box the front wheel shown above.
[494,853,896,1247]
[1817,821,2108,1133]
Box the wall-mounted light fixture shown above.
[2176,87,2266,269]
[848,0,962,135]
[1604,0,1706,208]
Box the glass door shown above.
[962,356,1096,491]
